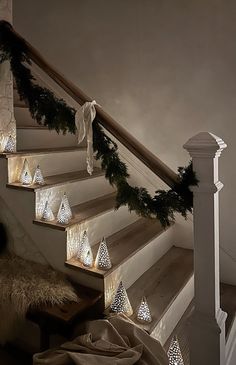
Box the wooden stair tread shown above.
[4,146,86,157]
[7,167,104,191]
[27,283,102,324]
[163,283,236,364]
[17,125,48,130]
[127,247,194,333]
[66,218,166,278]
[34,192,116,231]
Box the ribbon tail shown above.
[75,106,86,144]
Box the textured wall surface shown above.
[13,1,236,270]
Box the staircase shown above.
[1,14,236,365]
[0,84,195,349]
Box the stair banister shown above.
[184,132,227,365]
[7,25,178,188]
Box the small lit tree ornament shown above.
[57,202,69,224]
[33,165,45,185]
[110,281,133,317]
[95,237,112,270]
[82,248,94,268]
[136,296,152,323]
[57,193,72,224]
[167,335,184,365]
[62,192,73,220]
[20,159,32,185]
[41,200,55,221]
[77,231,89,261]
[4,135,15,153]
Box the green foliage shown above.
[0,20,198,228]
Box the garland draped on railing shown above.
[0,20,198,227]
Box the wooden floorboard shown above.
[7,167,104,191]
[34,192,117,231]
[127,247,194,333]
[66,218,166,277]
[5,146,86,157]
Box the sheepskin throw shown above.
[0,253,78,344]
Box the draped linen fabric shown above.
[75,101,98,175]
[33,314,168,365]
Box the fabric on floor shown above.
[33,314,169,365]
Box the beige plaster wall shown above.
[13,0,236,269]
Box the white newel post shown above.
[184,132,227,365]
[0,0,16,152]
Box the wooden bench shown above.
[27,284,103,351]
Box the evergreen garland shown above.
[0,20,198,227]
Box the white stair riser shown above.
[35,176,114,218]
[15,107,37,127]
[7,150,89,183]
[151,275,194,345]
[66,207,138,260]
[104,226,175,307]
[17,128,78,149]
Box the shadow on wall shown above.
[0,223,7,254]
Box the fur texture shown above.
[0,253,78,343]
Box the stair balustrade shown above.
[184,132,227,365]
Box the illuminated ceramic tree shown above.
[110,281,133,317]
[167,336,184,365]
[95,237,112,270]
[20,159,32,185]
[41,200,55,221]
[4,135,15,153]
[137,296,152,323]
[82,248,94,268]
[62,192,73,219]
[77,231,90,261]
[57,203,69,224]
[57,193,72,224]
[33,165,45,185]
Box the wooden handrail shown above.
[12,27,178,188]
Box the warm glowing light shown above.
[136,296,152,323]
[57,202,69,224]
[110,281,133,317]
[57,193,72,224]
[4,135,15,153]
[167,336,184,365]
[82,249,94,267]
[41,200,55,221]
[33,165,45,185]
[20,159,32,185]
[95,237,112,270]
[77,231,89,261]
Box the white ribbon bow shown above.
[75,100,99,175]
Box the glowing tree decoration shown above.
[41,201,55,221]
[95,237,112,270]
[82,249,94,268]
[62,192,73,219]
[77,231,90,261]
[137,296,152,323]
[4,135,15,153]
[57,203,69,224]
[57,193,72,224]
[110,281,133,317]
[20,159,32,185]
[33,165,45,185]
[167,336,184,365]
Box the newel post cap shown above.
[183,132,227,158]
